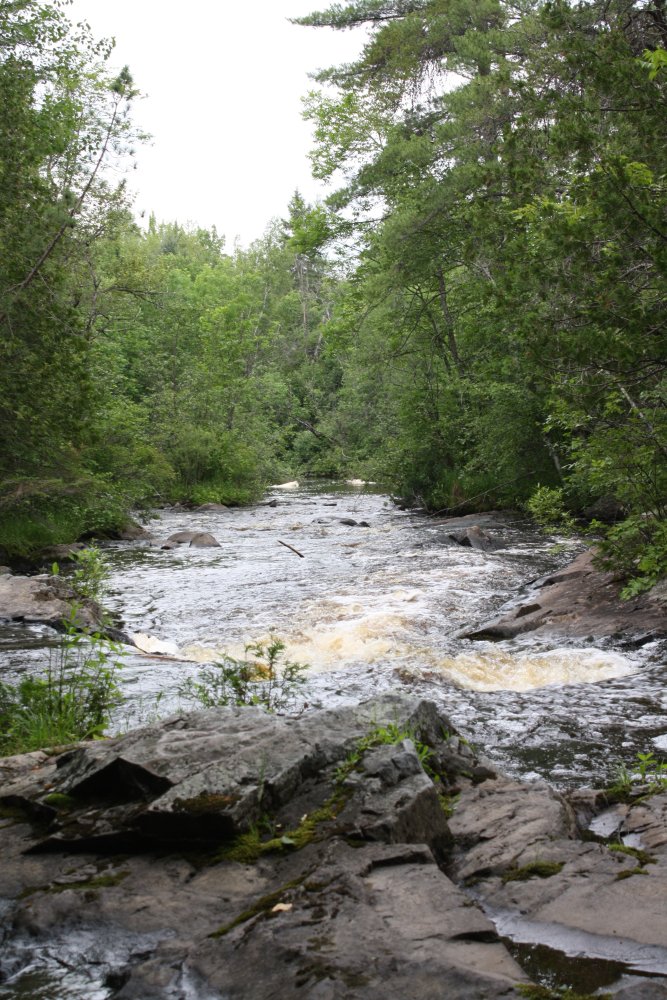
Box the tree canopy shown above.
[1,0,665,592]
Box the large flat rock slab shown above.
[0,695,528,999]
[3,697,667,996]
[451,777,667,980]
[462,548,667,643]
[0,572,103,630]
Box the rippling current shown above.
[2,481,666,786]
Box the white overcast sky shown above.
[67,0,366,247]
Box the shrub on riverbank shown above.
[0,614,124,756]
[179,639,308,714]
[0,477,130,560]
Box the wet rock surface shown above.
[0,695,528,998]
[0,573,104,631]
[451,774,667,986]
[1,695,667,998]
[164,530,221,547]
[463,548,667,644]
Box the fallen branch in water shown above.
[278,539,305,559]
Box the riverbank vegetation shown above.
[0,610,123,755]
[1,0,665,593]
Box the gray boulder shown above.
[166,530,199,544]
[0,573,103,630]
[164,530,221,548]
[189,532,221,548]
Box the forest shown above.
[1,0,665,596]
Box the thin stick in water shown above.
[278,539,305,558]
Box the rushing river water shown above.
[3,480,665,787]
[1,482,667,1000]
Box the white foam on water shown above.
[430,646,638,691]
[181,614,411,669]
[130,633,181,657]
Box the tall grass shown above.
[0,612,124,756]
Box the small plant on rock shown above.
[69,545,110,604]
[179,638,308,714]
[608,750,667,799]
[335,720,433,784]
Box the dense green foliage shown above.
[0,3,344,554]
[1,0,665,592]
[295,0,667,586]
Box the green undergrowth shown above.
[0,547,124,757]
[502,861,564,883]
[180,478,265,508]
[221,794,347,865]
[0,478,130,559]
[438,792,460,818]
[607,751,667,802]
[0,611,123,757]
[517,986,611,1000]
[335,720,434,785]
[179,638,308,714]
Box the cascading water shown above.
[2,481,664,786]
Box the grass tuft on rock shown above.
[221,795,346,864]
[502,860,564,883]
[607,843,656,866]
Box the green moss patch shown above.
[615,866,648,881]
[607,843,656,866]
[42,792,77,810]
[210,877,305,938]
[172,792,240,814]
[517,985,611,999]
[19,869,130,899]
[503,861,565,883]
[222,795,346,864]
[516,983,612,1000]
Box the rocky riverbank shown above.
[1,694,666,998]
[461,547,667,648]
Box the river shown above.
[1,482,667,1000]
[4,481,664,787]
